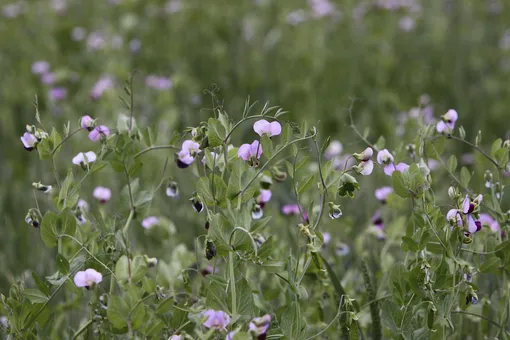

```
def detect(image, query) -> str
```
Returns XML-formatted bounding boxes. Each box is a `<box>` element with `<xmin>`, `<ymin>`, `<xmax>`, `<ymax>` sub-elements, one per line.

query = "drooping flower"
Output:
<box><xmin>74</xmin><ymin>268</ymin><xmax>102</xmax><ymax>288</ymax></box>
<box><xmin>80</xmin><ymin>115</ymin><xmax>95</xmax><ymax>131</ymax></box>
<box><xmin>142</xmin><ymin>216</ymin><xmax>160</xmax><ymax>229</ymax></box>
<box><xmin>31</xmin><ymin>61</ymin><xmax>50</xmax><ymax>75</ymax></box>
<box><xmin>252</xmin><ymin>204</ymin><xmax>263</xmax><ymax>220</ymax></box>
<box><xmin>253</xmin><ymin>119</ymin><xmax>282</xmax><ymax>137</ymax></box>
<box><xmin>238</xmin><ymin>140</ymin><xmax>263</xmax><ymax>163</ymax></box>
<box><xmin>353</xmin><ymin>147</ymin><xmax>373</xmax><ymax>162</ymax></box>
<box><xmin>190</xmin><ymin>194</ymin><xmax>204</xmax><ymax>213</ymax></box>
<box><xmin>166</xmin><ymin>181</ymin><xmax>179</xmax><ymax>198</ymax></box>
<box><xmin>93</xmin><ymin>186</ymin><xmax>111</xmax><ymax>203</ymax></box>
<box><xmin>436</xmin><ymin>109</ymin><xmax>458</xmax><ymax>134</ymax></box>
<box><xmin>202</xmin><ymin>310</ymin><xmax>230</xmax><ymax>330</ymax></box>
<box><xmin>335</xmin><ymin>242</ymin><xmax>350</xmax><ymax>256</ymax></box>
<box><xmin>324</xmin><ymin>140</ymin><xmax>343</xmax><ymax>159</ymax></box>
<box><xmin>322</xmin><ymin>232</ymin><xmax>331</xmax><ymax>246</ymax></box>
<box><xmin>328</xmin><ymin>202</ymin><xmax>342</xmax><ymax>219</ymax></box>
<box><xmin>177</xmin><ymin>140</ymin><xmax>201</xmax><ymax>168</ymax></box>
<box><xmin>249</xmin><ymin>314</ymin><xmax>272</xmax><ymax>337</ymax></box>
<box><xmin>257</xmin><ymin>189</ymin><xmax>272</xmax><ymax>205</ymax></box>
<box><xmin>90</xmin><ymin>76</ymin><xmax>114</xmax><ymax>100</ymax></box>
<box><xmin>20</xmin><ymin>132</ymin><xmax>38</xmax><ymax>151</ymax></box>
<box><xmin>88</xmin><ymin>125</ymin><xmax>110</xmax><ymax>142</ymax></box>
<box><xmin>354</xmin><ymin>160</ymin><xmax>374</xmax><ymax>176</ymax></box>
<box><xmin>375</xmin><ymin>186</ymin><xmax>393</xmax><ymax>203</ymax></box>
<box><xmin>376</xmin><ymin>149</ymin><xmax>394</xmax><ymax>165</ymax></box>
<box><xmin>72</xmin><ymin>151</ymin><xmax>97</xmax><ymax>167</ymax></box>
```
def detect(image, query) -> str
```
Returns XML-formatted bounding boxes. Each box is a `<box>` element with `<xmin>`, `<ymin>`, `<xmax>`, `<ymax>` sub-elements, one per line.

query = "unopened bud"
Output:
<box><xmin>32</xmin><ymin>182</ymin><xmax>52</xmax><ymax>194</ymax></box>
<box><xmin>353</xmin><ymin>147</ymin><xmax>373</xmax><ymax>162</ymax></box>
<box><xmin>484</xmin><ymin>170</ymin><xmax>493</xmax><ymax>189</ymax></box>
<box><xmin>448</xmin><ymin>186</ymin><xmax>459</xmax><ymax>199</ymax></box>
<box><xmin>166</xmin><ymin>181</ymin><xmax>179</xmax><ymax>198</ymax></box>
<box><xmin>271</xmin><ymin>167</ymin><xmax>287</xmax><ymax>182</ymax></box>
<box><xmin>503</xmin><ymin>139</ymin><xmax>510</xmax><ymax>149</ymax></box>
<box><xmin>406</xmin><ymin>144</ymin><xmax>416</xmax><ymax>157</ymax></box>
<box><xmin>190</xmin><ymin>193</ymin><xmax>204</xmax><ymax>213</ymax></box>
<box><xmin>475</xmin><ymin>130</ymin><xmax>482</xmax><ymax>147</ymax></box>
<box><xmin>260</xmin><ymin>174</ymin><xmax>273</xmax><ymax>190</ymax></box>
<box><xmin>205</xmin><ymin>241</ymin><xmax>217</xmax><ymax>260</ymax></box>
<box><xmin>144</xmin><ymin>255</ymin><xmax>158</xmax><ymax>268</ymax></box>
<box><xmin>328</xmin><ymin>202</ymin><xmax>342</xmax><ymax>219</ymax></box>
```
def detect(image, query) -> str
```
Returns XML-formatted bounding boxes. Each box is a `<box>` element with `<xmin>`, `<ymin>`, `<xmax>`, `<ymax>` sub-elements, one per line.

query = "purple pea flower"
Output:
<box><xmin>281</xmin><ymin>204</ymin><xmax>301</xmax><ymax>215</ymax></box>
<box><xmin>31</xmin><ymin>61</ymin><xmax>50</xmax><ymax>75</ymax></box>
<box><xmin>479</xmin><ymin>213</ymin><xmax>500</xmax><ymax>233</ymax></box>
<box><xmin>88</xmin><ymin>125</ymin><xmax>110</xmax><ymax>142</ymax></box>
<box><xmin>145</xmin><ymin>75</ymin><xmax>173</xmax><ymax>90</ymax></box>
<box><xmin>142</xmin><ymin>216</ymin><xmax>159</xmax><ymax>229</ymax></box>
<box><xmin>74</xmin><ymin>268</ymin><xmax>102</xmax><ymax>288</ymax></box>
<box><xmin>383</xmin><ymin>162</ymin><xmax>410</xmax><ymax>176</ymax></box>
<box><xmin>20</xmin><ymin>132</ymin><xmax>38</xmax><ymax>151</ymax></box>
<box><xmin>202</xmin><ymin>310</ymin><xmax>230</xmax><ymax>330</ymax></box>
<box><xmin>249</xmin><ymin>314</ymin><xmax>272</xmax><ymax>337</ymax></box>
<box><xmin>462</xmin><ymin>195</ymin><xmax>482</xmax><ymax>233</ymax></box>
<box><xmin>90</xmin><ymin>76</ymin><xmax>114</xmax><ymax>100</ymax></box>
<box><xmin>80</xmin><ymin>115</ymin><xmax>95</xmax><ymax>131</ymax></box>
<box><xmin>375</xmin><ymin>186</ymin><xmax>393</xmax><ymax>203</ymax></box>
<box><xmin>436</xmin><ymin>109</ymin><xmax>458</xmax><ymax>134</ymax></box>
<box><xmin>177</xmin><ymin>140</ymin><xmax>201</xmax><ymax>168</ymax></box>
<box><xmin>238</xmin><ymin>140</ymin><xmax>263</xmax><ymax>163</ymax></box>
<box><xmin>49</xmin><ymin>87</ymin><xmax>67</xmax><ymax>101</ymax></box>
<box><xmin>93</xmin><ymin>186</ymin><xmax>111</xmax><ymax>204</ymax></box>
<box><xmin>41</xmin><ymin>72</ymin><xmax>56</xmax><ymax>85</ymax></box>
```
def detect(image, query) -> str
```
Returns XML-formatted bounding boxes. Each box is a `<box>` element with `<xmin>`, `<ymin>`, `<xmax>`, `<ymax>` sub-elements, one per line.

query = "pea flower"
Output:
<box><xmin>74</xmin><ymin>268</ymin><xmax>102</xmax><ymax>289</ymax></box>
<box><xmin>177</xmin><ymin>140</ymin><xmax>201</xmax><ymax>168</ymax></box>
<box><xmin>324</xmin><ymin>140</ymin><xmax>343</xmax><ymax>159</ymax></box>
<box><xmin>462</xmin><ymin>194</ymin><xmax>483</xmax><ymax>234</ymax></box>
<box><xmin>353</xmin><ymin>147</ymin><xmax>373</xmax><ymax>162</ymax></box>
<box><xmin>376</xmin><ymin>149</ymin><xmax>394</xmax><ymax>165</ymax></box>
<box><xmin>383</xmin><ymin>162</ymin><xmax>410</xmax><ymax>176</ymax></box>
<box><xmin>72</xmin><ymin>151</ymin><xmax>97</xmax><ymax>168</ymax></box>
<box><xmin>375</xmin><ymin>186</ymin><xmax>393</xmax><ymax>203</ymax></box>
<box><xmin>21</xmin><ymin>132</ymin><xmax>38</xmax><ymax>151</ymax></box>
<box><xmin>202</xmin><ymin>309</ymin><xmax>230</xmax><ymax>330</ymax></box>
<box><xmin>89</xmin><ymin>125</ymin><xmax>110</xmax><ymax>142</ymax></box>
<box><xmin>168</xmin><ymin>335</ymin><xmax>181</xmax><ymax>340</ymax></box>
<box><xmin>249</xmin><ymin>314</ymin><xmax>272</xmax><ymax>337</ymax></box>
<box><xmin>328</xmin><ymin>202</ymin><xmax>342</xmax><ymax>219</ymax></box>
<box><xmin>90</xmin><ymin>76</ymin><xmax>114</xmax><ymax>100</ymax></box>
<box><xmin>335</xmin><ymin>242</ymin><xmax>350</xmax><ymax>256</ymax></box>
<box><xmin>337</xmin><ymin>173</ymin><xmax>359</xmax><ymax>197</ymax></box>
<box><xmin>238</xmin><ymin>140</ymin><xmax>263</xmax><ymax>164</ymax></box>
<box><xmin>142</xmin><ymin>216</ymin><xmax>159</xmax><ymax>229</ymax></box>
<box><xmin>257</xmin><ymin>189</ymin><xmax>272</xmax><ymax>207</ymax></box>
<box><xmin>282</xmin><ymin>204</ymin><xmax>301</xmax><ymax>215</ymax></box>
<box><xmin>31</xmin><ymin>61</ymin><xmax>50</xmax><ymax>75</ymax></box>
<box><xmin>80</xmin><ymin>115</ymin><xmax>95</xmax><ymax>131</ymax></box>
<box><xmin>190</xmin><ymin>193</ymin><xmax>204</xmax><ymax>213</ymax></box>
<box><xmin>93</xmin><ymin>186</ymin><xmax>111</xmax><ymax>203</ymax></box>
<box><xmin>353</xmin><ymin>160</ymin><xmax>374</xmax><ymax>176</ymax></box>
<box><xmin>322</xmin><ymin>232</ymin><xmax>331</xmax><ymax>246</ymax></box>
<box><xmin>48</xmin><ymin>87</ymin><xmax>67</xmax><ymax>101</ymax></box>
<box><xmin>166</xmin><ymin>181</ymin><xmax>179</xmax><ymax>198</ymax></box>
<box><xmin>252</xmin><ymin>204</ymin><xmax>263</xmax><ymax>220</ymax></box>
<box><xmin>41</xmin><ymin>72</ymin><xmax>56</xmax><ymax>85</ymax></box>
<box><xmin>479</xmin><ymin>213</ymin><xmax>500</xmax><ymax>232</ymax></box>
<box><xmin>436</xmin><ymin>109</ymin><xmax>458</xmax><ymax>134</ymax></box>
<box><xmin>446</xmin><ymin>209</ymin><xmax>463</xmax><ymax>227</ymax></box>
<box><xmin>253</xmin><ymin>119</ymin><xmax>282</xmax><ymax>137</ymax></box>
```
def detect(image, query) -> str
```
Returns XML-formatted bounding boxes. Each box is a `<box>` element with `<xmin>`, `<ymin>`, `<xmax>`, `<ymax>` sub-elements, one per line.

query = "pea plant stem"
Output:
<box><xmin>229</xmin><ymin>251</ymin><xmax>237</xmax><ymax>317</ymax></box>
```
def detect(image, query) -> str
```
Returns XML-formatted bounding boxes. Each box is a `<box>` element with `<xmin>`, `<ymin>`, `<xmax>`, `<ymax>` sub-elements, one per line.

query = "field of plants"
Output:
<box><xmin>1</xmin><ymin>0</ymin><xmax>509</xmax><ymax>339</ymax></box>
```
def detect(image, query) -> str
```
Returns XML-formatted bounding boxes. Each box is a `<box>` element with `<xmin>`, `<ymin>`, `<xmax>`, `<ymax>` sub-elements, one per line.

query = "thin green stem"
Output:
<box><xmin>229</xmin><ymin>251</ymin><xmax>237</xmax><ymax>316</ymax></box>
<box><xmin>308</xmin><ymin>295</ymin><xmax>346</xmax><ymax>339</ymax></box>
<box><xmin>60</xmin><ymin>234</ymin><xmax>115</xmax><ymax>277</ymax></box>
<box><xmin>224</xmin><ymin>114</ymin><xmax>279</xmax><ymax>143</ymax></box>
<box><xmin>133</xmin><ymin>145</ymin><xmax>179</xmax><ymax>159</ymax></box>
<box><xmin>123</xmin><ymin>162</ymin><xmax>135</xmax><ymax>210</ymax></box>
<box><xmin>72</xmin><ymin>319</ymin><xmax>93</xmax><ymax>340</ymax></box>
<box><xmin>52</xmin><ymin>128</ymin><xmax>83</xmax><ymax>155</ymax></box>
<box><xmin>452</xmin><ymin>311</ymin><xmax>510</xmax><ymax>335</ymax></box>
<box><xmin>449</xmin><ymin>135</ymin><xmax>504</xmax><ymax>170</ymax></box>
<box><xmin>122</xmin><ymin>209</ymin><xmax>135</xmax><ymax>238</ymax></box>
<box><xmin>229</xmin><ymin>227</ymin><xmax>258</xmax><ymax>258</ymax></box>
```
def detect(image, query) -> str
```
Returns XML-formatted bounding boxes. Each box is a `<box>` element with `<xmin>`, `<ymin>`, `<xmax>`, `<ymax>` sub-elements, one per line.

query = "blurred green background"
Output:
<box><xmin>1</xmin><ymin>0</ymin><xmax>509</xmax><ymax>294</ymax></box>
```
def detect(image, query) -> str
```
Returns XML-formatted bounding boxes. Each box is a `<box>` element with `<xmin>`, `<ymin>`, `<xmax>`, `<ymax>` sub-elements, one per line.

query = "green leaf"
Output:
<box><xmin>425</xmin><ymin>136</ymin><xmax>445</xmax><ymax>159</ymax></box>
<box><xmin>41</xmin><ymin>211</ymin><xmax>59</xmax><ymax>247</ymax></box>
<box><xmin>37</xmin><ymin>128</ymin><xmax>60</xmax><ymax>160</ymax></box>
<box><xmin>389</xmin><ymin>262</ymin><xmax>408</xmax><ymax>305</ymax></box>
<box><xmin>375</xmin><ymin>135</ymin><xmax>385</xmax><ymax>151</ymax></box>
<box><xmin>206</xmin><ymin>280</ymin><xmax>229</xmax><ymax>312</ymax></box>
<box><xmin>260</xmin><ymin>135</ymin><xmax>273</xmax><ymax>159</ymax></box>
<box><xmin>447</xmin><ymin>155</ymin><xmax>457</xmax><ymax>173</ymax></box>
<box><xmin>391</xmin><ymin>171</ymin><xmax>409</xmax><ymax>198</ymax></box>
<box><xmin>297</xmin><ymin>173</ymin><xmax>315</xmax><ymax>194</ymax></box>
<box><xmin>282</xmin><ymin>123</ymin><xmax>293</xmax><ymax>144</ymax></box>
<box><xmin>479</xmin><ymin>257</ymin><xmax>501</xmax><ymax>274</ymax></box>
<box><xmin>197</xmin><ymin>177</ymin><xmax>214</xmax><ymax>206</ymax></box>
<box><xmin>108</xmin><ymin>295</ymin><xmax>129</xmax><ymax>329</ymax></box>
<box><xmin>460</xmin><ymin>167</ymin><xmax>471</xmax><ymax>188</ymax></box>
<box><xmin>280</xmin><ymin>302</ymin><xmax>304</xmax><ymax>340</ymax></box>
<box><xmin>56</xmin><ymin>254</ymin><xmax>70</xmax><ymax>275</ymax></box>
<box><xmin>231</xmin><ymin>279</ymin><xmax>254</xmax><ymax>317</ymax></box>
<box><xmin>495</xmin><ymin>148</ymin><xmax>509</xmax><ymax>167</ymax></box>
<box><xmin>490</xmin><ymin>138</ymin><xmax>502</xmax><ymax>158</ymax></box>
<box><xmin>116</xmin><ymin>255</ymin><xmax>130</xmax><ymax>283</ymax></box>
<box><xmin>131</xmin><ymin>255</ymin><xmax>148</xmax><ymax>282</ymax></box>
<box><xmin>24</xmin><ymin>289</ymin><xmax>49</xmax><ymax>304</ymax></box>
<box><xmin>401</xmin><ymin>236</ymin><xmax>419</xmax><ymax>253</ymax></box>
<box><xmin>57</xmin><ymin>170</ymin><xmax>80</xmax><ymax>210</ymax></box>
<box><xmin>32</xmin><ymin>271</ymin><xmax>50</xmax><ymax>297</ymax></box>
<box><xmin>208</xmin><ymin>118</ymin><xmax>227</xmax><ymax>147</ymax></box>
<box><xmin>227</xmin><ymin>159</ymin><xmax>245</xmax><ymax>200</ymax></box>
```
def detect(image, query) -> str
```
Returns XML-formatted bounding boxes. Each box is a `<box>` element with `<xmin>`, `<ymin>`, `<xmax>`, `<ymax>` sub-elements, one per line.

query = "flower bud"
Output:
<box><xmin>271</xmin><ymin>166</ymin><xmax>287</xmax><ymax>182</ymax></box>
<box><xmin>166</xmin><ymin>181</ymin><xmax>179</xmax><ymax>198</ymax></box>
<box><xmin>328</xmin><ymin>202</ymin><xmax>342</xmax><ymax>219</ymax></box>
<box><xmin>260</xmin><ymin>174</ymin><xmax>273</xmax><ymax>190</ymax></box>
<box><xmin>475</xmin><ymin>130</ymin><xmax>482</xmax><ymax>147</ymax></box>
<box><xmin>205</xmin><ymin>241</ymin><xmax>217</xmax><ymax>260</ymax></box>
<box><xmin>190</xmin><ymin>193</ymin><xmax>204</xmax><ymax>213</ymax></box>
<box><xmin>406</xmin><ymin>144</ymin><xmax>416</xmax><ymax>157</ymax></box>
<box><xmin>252</xmin><ymin>204</ymin><xmax>263</xmax><ymax>220</ymax></box>
<box><xmin>494</xmin><ymin>182</ymin><xmax>503</xmax><ymax>200</ymax></box>
<box><xmin>459</xmin><ymin>126</ymin><xmax>466</xmax><ymax>140</ymax></box>
<box><xmin>503</xmin><ymin>139</ymin><xmax>510</xmax><ymax>149</ymax></box>
<box><xmin>448</xmin><ymin>186</ymin><xmax>459</xmax><ymax>199</ymax></box>
<box><xmin>32</xmin><ymin>182</ymin><xmax>52</xmax><ymax>194</ymax></box>
<box><xmin>25</xmin><ymin>208</ymin><xmax>42</xmax><ymax>228</ymax></box>
<box><xmin>338</xmin><ymin>173</ymin><xmax>360</xmax><ymax>198</ymax></box>
<box><xmin>144</xmin><ymin>255</ymin><xmax>158</xmax><ymax>268</ymax></box>
<box><xmin>484</xmin><ymin>170</ymin><xmax>493</xmax><ymax>189</ymax></box>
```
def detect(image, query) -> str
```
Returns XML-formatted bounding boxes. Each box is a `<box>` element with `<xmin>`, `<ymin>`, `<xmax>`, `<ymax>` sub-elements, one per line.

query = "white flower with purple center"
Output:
<box><xmin>20</xmin><ymin>132</ymin><xmax>38</xmax><ymax>151</ymax></box>
<box><xmin>93</xmin><ymin>186</ymin><xmax>111</xmax><ymax>204</ymax></box>
<box><xmin>202</xmin><ymin>310</ymin><xmax>230</xmax><ymax>330</ymax></box>
<box><xmin>436</xmin><ymin>109</ymin><xmax>458</xmax><ymax>134</ymax></box>
<box><xmin>88</xmin><ymin>125</ymin><xmax>110</xmax><ymax>142</ymax></box>
<box><xmin>176</xmin><ymin>140</ymin><xmax>201</xmax><ymax>168</ymax></box>
<box><xmin>253</xmin><ymin>119</ymin><xmax>282</xmax><ymax>137</ymax></box>
<box><xmin>249</xmin><ymin>314</ymin><xmax>272</xmax><ymax>337</ymax></box>
<box><xmin>354</xmin><ymin>160</ymin><xmax>374</xmax><ymax>176</ymax></box>
<box><xmin>31</xmin><ymin>61</ymin><xmax>50</xmax><ymax>75</ymax></box>
<box><xmin>72</xmin><ymin>151</ymin><xmax>97</xmax><ymax>167</ymax></box>
<box><xmin>375</xmin><ymin>186</ymin><xmax>393</xmax><ymax>203</ymax></box>
<box><xmin>238</xmin><ymin>140</ymin><xmax>263</xmax><ymax>163</ymax></box>
<box><xmin>73</xmin><ymin>268</ymin><xmax>102</xmax><ymax>288</ymax></box>
<box><xmin>376</xmin><ymin>149</ymin><xmax>394</xmax><ymax>165</ymax></box>
<box><xmin>142</xmin><ymin>216</ymin><xmax>160</xmax><ymax>229</ymax></box>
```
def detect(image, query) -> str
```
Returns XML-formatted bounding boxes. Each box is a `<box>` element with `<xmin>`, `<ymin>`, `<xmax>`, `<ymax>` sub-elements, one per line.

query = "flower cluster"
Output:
<box><xmin>377</xmin><ymin>149</ymin><xmax>409</xmax><ymax>176</ymax></box>
<box><xmin>447</xmin><ymin>194</ymin><xmax>484</xmax><ymax>237</ymax></box>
